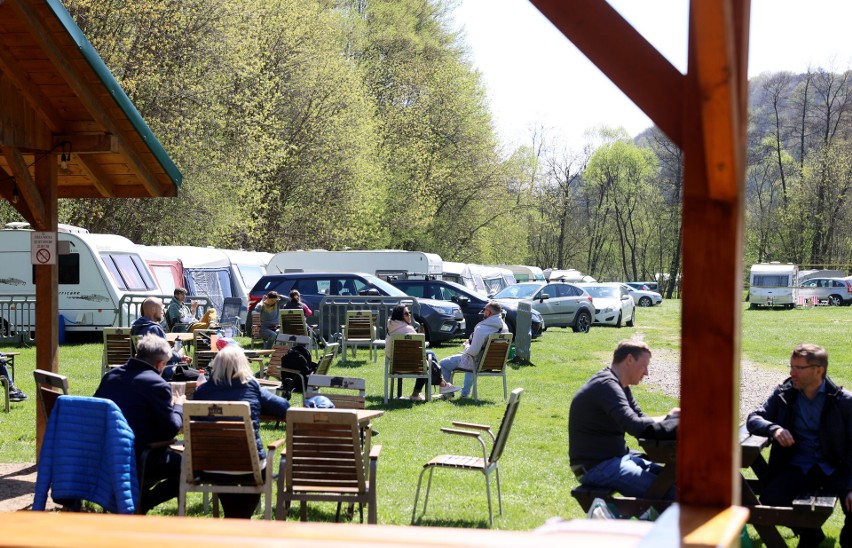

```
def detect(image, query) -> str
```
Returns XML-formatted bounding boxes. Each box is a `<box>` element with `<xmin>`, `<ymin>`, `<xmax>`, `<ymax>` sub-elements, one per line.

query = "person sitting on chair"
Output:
<box><xmin>386</xmin><ymin>305</ymin><xmax>459</xmax><ymax>401</ymax></box>
<box><xmin>193</xmin><ymin>345</ymin><xmax>290</xmax><ymax>518</ymax></box>
<box><xmin>166</xmin><ymin>287</ymin><xmax>197</xmax><ymax>332</ymax></box>
<box><xmin>0</xmin><ymin>352</ymin><xmax>26</xmax><ymax>402</ymax></box>
<box><xmin>131</xmin><ymin>297</ymin><xmax>193</xmax><ymax>380</ymax></box>
<box><xmin>94</xmin><ymin>334</ymin><xmax>185</xmax><ymax>514</ymax></box>
<box><xmin>254</xmin><ymin>291</ymin><xmax>282</xmax><ymax>349</ymax></box>
<box><xmin>283</xmin><ymin>289</ymin><xmax>312</xmax><ymax>317</ymax></box>
<box><xmin>439</xmin><ymin>301</ymin><xmax>509</xmax><ymax>399</ymax></box>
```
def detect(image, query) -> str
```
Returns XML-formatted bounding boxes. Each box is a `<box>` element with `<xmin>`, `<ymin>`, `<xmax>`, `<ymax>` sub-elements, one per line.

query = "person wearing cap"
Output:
<box><xmin>439</xmin><ymin>301</ymin><xmax>509</xmax><ymax>398</ymax></box>
<box><xmin>254</xmin><ymin>291</ymin><xmax>282</xmax><ymax>349</ymax></box>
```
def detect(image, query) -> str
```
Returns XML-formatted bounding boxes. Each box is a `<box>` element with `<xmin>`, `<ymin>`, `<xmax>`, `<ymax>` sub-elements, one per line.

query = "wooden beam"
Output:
<box><xmin>75</xmin><ymin>154</ymin><xmax>115</xmax><ymax>197</ymax></box>
<box><xmin>52</xmin><ymin>134</ymin><xmax>117</xmax><ymax>154</ymax></box>
<box><xmin>1</xmin><ymin>145</ymin><xmax>46</xmax><ymax>227</ymax></box>
<box><xmin>0</xmin><ymin>41</ymin><xmax>64</xmax><ymax>134</ymax></box>
<box><xmin>7</xmin><ymin>0</ymin><xmax>164</xmax><ymax>197</ymax></box>
<box><xmin>677</xmin><ymin>0</ymin><xmax>749</xmax><ymax>507</ymax></box>
<box><xmin>529</xmin><ymin>0</ymin><xmax>684</xmax><ymax>146</ymax></box>
<box><xmin>33</xmin><ymin>145</ymin><xmax>58</xmax><ymax>460</ymax></box>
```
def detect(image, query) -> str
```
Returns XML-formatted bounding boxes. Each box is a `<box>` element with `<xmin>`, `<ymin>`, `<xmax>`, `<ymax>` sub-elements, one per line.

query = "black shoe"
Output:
<box><xmin>9</xmin><ymin>390</ymin><xmax>27</xmax><ymax>402</ymax></box>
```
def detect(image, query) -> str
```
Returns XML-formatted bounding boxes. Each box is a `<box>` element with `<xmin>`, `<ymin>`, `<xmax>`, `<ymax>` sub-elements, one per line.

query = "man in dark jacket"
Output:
<box><xmin>131</xmin><ymin>297</ymin><xmax>192</xmax><ymax>380</ymax></box>
<box><xmin>95</xmin><ymin>334</ymin><xmax>185</xmax><ymax>513</ymax></box>
<box><xmin>747</xmin><ymin>343</ymin><xmax>852</xmax><ymax>547</ymax></box>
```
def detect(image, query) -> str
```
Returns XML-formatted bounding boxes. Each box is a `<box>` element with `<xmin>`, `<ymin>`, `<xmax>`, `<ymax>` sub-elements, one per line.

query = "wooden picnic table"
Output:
<box><xmin>1</xmin><ymin>350</ymin><xmax>20</xmax><ymax>381</ymax></box>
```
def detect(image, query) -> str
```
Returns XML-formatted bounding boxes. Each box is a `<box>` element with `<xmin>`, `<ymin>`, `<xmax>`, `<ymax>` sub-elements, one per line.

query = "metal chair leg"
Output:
<box><xmin>484</xmin><ymin>471</ymin><xmax>493</xmax><ymax>526</ymax></box>
<box><xmin>411</xmin><ymin>466</ymin><xmax>430</xmax><ymax>523</ymax></box>
<box><xmin>496</xmin><ymin>467</ymin><xmax>503</xmax><ymax>515</ymax></box>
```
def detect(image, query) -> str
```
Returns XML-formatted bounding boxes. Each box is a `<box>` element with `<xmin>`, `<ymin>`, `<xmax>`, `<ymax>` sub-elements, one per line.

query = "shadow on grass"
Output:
<box><xmin>411</xmin><ymin>516</ymin><xmax>491</xmax><ymax>529</ymax></box>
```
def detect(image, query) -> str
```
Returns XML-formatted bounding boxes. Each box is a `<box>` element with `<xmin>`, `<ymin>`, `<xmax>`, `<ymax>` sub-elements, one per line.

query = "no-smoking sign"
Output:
<box><xmin>32</xmin><ymin>231</ymin><xmax>57</xmax><ymax>265</ymax></box>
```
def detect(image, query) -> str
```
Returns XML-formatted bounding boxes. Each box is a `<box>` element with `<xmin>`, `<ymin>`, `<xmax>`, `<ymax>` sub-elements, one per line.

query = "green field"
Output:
<box><xmin>2</xmin><ymin>300</ymin><xmax>850</xmax><ymax>545</ymax></box>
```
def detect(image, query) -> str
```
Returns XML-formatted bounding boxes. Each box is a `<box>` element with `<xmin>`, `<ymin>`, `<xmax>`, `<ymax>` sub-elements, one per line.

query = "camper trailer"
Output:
<box><xmin>266</xmin><ymin>249</ymin><xmax>442</xmax><ymax>281</ymax></box>
<box><xmin>480</xmin><ymin>265</ymin><xmax>517</xmax><ymax>295</ymax></box>
<box><xmin>442</xmin><ymin>261</ymin><xmax>488</xmax><ymax>295</ymax></box>
<box><xmin>0</xmin><ymin>224</ymin><xmax>161</xmax><ymax>334</ymax></box>
<box><xmin>502</xmin><ymin>265</ymin><xmax>546</xmax><ymax>283</ymax></box>
<box><xmin>137</xmin><ymin>245</ymin><xmax>184</xmax><ymax>296</ymax></box>
<box><xmin>151</xmin><ymin>246</ymin><xmax>235</xmax><ymax>316</ymax></box>
<box><xmin>749</xmin><ymin>263</ymin><xmax>798</xmax><ymax>308</ymax></box>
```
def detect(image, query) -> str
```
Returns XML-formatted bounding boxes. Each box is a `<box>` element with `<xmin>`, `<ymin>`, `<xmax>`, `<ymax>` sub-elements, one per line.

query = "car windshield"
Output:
<box><xmin>493</xmin><ymin>284</ymin><xmax>541</xmax><ymax>299</ymax></box>
<box><xmin>585</xmin><ymin>286</ymin><xmax>619</xmax><ymax>299</ymax></box>
<box><xmin>363</xmin><ymin>274</ymin><xmax>407</xmax><ymax>297</ymax></box>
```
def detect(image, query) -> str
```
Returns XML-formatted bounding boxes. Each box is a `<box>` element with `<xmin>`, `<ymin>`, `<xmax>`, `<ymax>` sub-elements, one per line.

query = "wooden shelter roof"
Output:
<box><xmin>0</xmin><ymin>0</ymin><xmax>181</xmax><ymax>213</ymax></box>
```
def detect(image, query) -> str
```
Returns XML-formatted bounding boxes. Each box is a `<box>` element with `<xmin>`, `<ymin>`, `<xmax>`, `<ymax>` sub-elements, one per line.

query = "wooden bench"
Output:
<box><xmin>570</xmin><ymin>484</ymin><xmax>673</xmax><ymax>518</ymax></box>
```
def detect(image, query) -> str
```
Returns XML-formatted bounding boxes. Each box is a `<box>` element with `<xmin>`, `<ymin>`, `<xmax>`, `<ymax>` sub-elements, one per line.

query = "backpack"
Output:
<box><xmin>279</xmin><ymin>345</ymin><xmax>316</xmax><ymax>392</ymax></box>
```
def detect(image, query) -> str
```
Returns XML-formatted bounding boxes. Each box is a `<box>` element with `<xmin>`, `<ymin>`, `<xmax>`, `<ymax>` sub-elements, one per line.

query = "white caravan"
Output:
<box><xmin>442</xmin><ymin>261</ymin><xmax>488</xmax><ymax>295</ymax></box>
<box><xmin>151</xmin><ymin>246</ymin><xmax>235</xmax><ymax>316</ymax></box>
<box><xmin>501</xmin><ymin>265</ymin><xmax>546</xmax><ymax>283</ymax></box>
<box><xmin>749</xmin><ymin>263</ymin><xmax>798</xmax><ymax>308</ymax></box>
<box><xmin>0</xmin><ymin>224</ymin><xmax>160</xmax><ymax>333</ymax></box>
<box><xmin>480</xmin><ymin>265</ymin><xmax>517</xmax><ymax>295</ymax></box>
<box><xmin>267</xmin><ymin>249</ymin><xmax>442</xmax><ymax>281</ymax></box>
<box><xmin>544</xmin><ymin>268</ymin><xmax>597</xmax><ymax>283</ymax></box>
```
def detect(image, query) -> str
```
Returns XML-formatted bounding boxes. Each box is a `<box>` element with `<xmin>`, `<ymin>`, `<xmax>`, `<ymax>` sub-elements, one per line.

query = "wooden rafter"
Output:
<box><xmin>7</xmin><ymin>0</ymin><xmax>164</xmax><ymax>197</ymax></box>
<box><xmin>0</xmin><ymin>41</ymin><xmax>63</xmax><ymax>135</ymax></box>
<box><xmin>529</xmin><ymin>0</ymin><xmax>685</xmax><ymax>146</ymax></box>
<box><xmin>1</xmin><ymin>144</ymin><xmax>46</xmax><ymax>226</ymax></box>
<box><xmin>76</xmin><ymin>155</ymin><xmax>115</xmax><ymax>197</ymax></box>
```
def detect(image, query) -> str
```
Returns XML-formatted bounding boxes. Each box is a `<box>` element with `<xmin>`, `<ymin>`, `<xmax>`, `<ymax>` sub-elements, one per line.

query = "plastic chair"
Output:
<box><xmin>412</xmin><ymin>388</ymin><xmax>523</xmax><ymax>526</ymax></box>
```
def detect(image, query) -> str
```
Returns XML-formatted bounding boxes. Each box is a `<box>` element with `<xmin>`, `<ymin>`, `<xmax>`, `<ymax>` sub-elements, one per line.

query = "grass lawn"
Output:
<box><xmin>2</xmin><ymin>300</ymin><xmax>850</xmax><ymax>545</ymax></box>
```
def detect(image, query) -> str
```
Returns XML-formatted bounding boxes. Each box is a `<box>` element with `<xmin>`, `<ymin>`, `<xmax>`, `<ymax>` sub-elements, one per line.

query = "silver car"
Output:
<box><xmin>624</xmin><ymin>284</ymin><xmax>663</xmax><ymax>307</ymax></box>
<box><xmin>798</xmin><ymin>278</ymin><xmax>852</xmax><ymax>306</ymax></box>
<box><xmin>493</xmin><ymin>281</ymin><xmax>594</xmax><ymax>333</ymax></box>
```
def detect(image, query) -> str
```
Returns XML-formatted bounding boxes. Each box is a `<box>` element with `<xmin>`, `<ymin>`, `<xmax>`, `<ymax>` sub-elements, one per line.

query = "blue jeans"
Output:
<box><xmin>439</xmin><ymin>354</ymin><xmax>474</xmax><ymax>396</ymax></box>
<box><xmin>580</xmin><ymin>452</ymin><xmax>670</xmax><ymax>498</ymax></box>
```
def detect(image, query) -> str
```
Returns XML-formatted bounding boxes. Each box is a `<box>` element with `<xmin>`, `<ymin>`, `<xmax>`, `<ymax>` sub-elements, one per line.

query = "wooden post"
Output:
<box><xmin>33</xmin><ymin>152</ymin><xmax>58</xmax><ymax>460</ymax></box>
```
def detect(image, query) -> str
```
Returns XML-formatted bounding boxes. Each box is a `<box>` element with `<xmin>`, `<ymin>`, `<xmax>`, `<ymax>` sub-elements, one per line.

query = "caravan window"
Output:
<box><xmin>752</xmin><ymin>274</ymin><xmax>789</xmax><ymax>287</ymax></box>
<box><xmin>102</xmin><ymin>253</ymin><xmax>157</xmax><ymax>291</ymax></box>
<box><xmin>34</xmin><ymin>253</ymin><xmax>80</xmax><ymax>284</ymax></box>
<box><xmin>237</xmin><ymin>265</ymin><xmax>265</xmax><ymax>289</ymax></box>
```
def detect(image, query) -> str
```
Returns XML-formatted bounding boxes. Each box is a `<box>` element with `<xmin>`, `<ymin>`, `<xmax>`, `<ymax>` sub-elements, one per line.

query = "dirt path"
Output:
<box><xmin>0</xmin><ymin>463</ymin><xmax>59</xmax><ymax>512</ymax></box>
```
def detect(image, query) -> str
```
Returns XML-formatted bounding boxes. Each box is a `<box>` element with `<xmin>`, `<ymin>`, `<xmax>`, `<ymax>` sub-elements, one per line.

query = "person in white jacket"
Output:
<box><xmin>440</xmin><ymin>301</ymin><xmax>509</xmax><ymax>398</ymax></box>
<box><xmin>386</xmin><ymin>305</ymin><xmax>460</xmax><ymax>401</ymax></box>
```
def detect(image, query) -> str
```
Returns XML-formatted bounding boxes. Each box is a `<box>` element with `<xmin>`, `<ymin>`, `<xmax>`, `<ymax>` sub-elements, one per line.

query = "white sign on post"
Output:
<box><xmin>32</xmin><ymin>231</ymin><xmax>57</xmax><ymax>265</ymax></box>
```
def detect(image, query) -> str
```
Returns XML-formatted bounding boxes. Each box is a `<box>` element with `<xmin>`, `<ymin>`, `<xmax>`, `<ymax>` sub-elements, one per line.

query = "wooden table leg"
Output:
<box><xmin>740</xmin><ymin>475</ymin><xmax>787</xmax><ymax>548</ymax></box>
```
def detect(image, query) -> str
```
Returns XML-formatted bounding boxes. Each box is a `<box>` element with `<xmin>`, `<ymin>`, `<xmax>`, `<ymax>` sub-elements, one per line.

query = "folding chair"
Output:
<box><xmin>178</xmin><ymin>401</ymin><xmax>283</xmax><ymax>519</ymax></box>
<box><xmin>412</xmin><ymin>388</ymin><xmax>523</xmax><ymax>526</ymax></box>
<box><xmin>263</xmin><ymin>334</ymin><xmax>314</xmax><ymax>406</ymax></box>
<box><xmin>449</xmin><ymin>333</ymin><xmax>513</xmax><ymax>402</ymax></box>
<box><xmin>305</xmin><ymin>375</ymin><xmax>366</xmax><ymax>410</ymax></box>
<box><xmin>33</xmin><ymin>370</ymin><xmax>69</xmax><ymax>424</ymax></box>
<box><xmin>384</xmin><ymin>334</ymin><xmax>431</xmax><ymax>404</ymax></box>
<box><xmin>341</xmin><ymin>310</ymin><xmax>376</xmax><ymax>363</ymax></box>
<box><xmin>279</xmin><ymin>309</ymin><xmax>318</xmax><ymax>359</ymax></box>
<box><xmin>277</xmin><ymin>408</ymin><xmax>381</xmax><ymax>524</ymax></box>
<box><xmin>101</xmin><ymin>327</ymin><xmax>134</xmax><ymax>376</ymax></box>
<box><xmin>219</xmin><ymin>297</ymin><xmax>243</xmax><ymax>337</ymax></box>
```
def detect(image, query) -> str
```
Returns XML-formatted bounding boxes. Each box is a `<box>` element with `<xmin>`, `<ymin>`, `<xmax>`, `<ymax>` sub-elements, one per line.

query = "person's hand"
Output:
<box><xmin>773</xmin><ymin>427</ymin><xmax>795</xmax><ymax>447</ymax></box>
<box><xmin>845</xmin><ymin>490</ymin><xmax>852</xmax><ymax>512</ymax></box>
<box><xmin>182</xmin><ymin>356</ymin><xmax>193</xmax><ymax>364</ymax></box>
<box><xmin>172</xmin><ymin>394</ymin><xmax>187</xmax><ymax>406</ymax></box>
<box><xmin>191</xmin><ymin>301</ymin><xmax>198</xmax><ymax>311</ymax></box>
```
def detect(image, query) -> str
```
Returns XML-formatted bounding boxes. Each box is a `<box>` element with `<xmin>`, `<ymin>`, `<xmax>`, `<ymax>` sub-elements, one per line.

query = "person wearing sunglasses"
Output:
<box><xmin>747</xmin><ymin>343</ymin><xmax>852</xmax><ymax>546</ymax></box>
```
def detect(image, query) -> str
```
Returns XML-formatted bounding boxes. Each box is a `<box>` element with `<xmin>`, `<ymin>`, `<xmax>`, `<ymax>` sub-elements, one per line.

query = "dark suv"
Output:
<box><xmin>248</xmin><ymin>272</ymin><xmax>465</xmax><ymax>344</ymax></box>
<box><xmin>390</xmin><ymin>279</ymin><xmax>543</xmax><ymax>338</ymax></box>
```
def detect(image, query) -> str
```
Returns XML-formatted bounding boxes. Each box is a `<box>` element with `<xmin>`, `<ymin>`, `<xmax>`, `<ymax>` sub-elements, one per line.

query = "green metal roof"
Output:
<box><xmin>46</xmin><ymin>0</ymin><xmax>183</xmax><ymax>189</ymax></box>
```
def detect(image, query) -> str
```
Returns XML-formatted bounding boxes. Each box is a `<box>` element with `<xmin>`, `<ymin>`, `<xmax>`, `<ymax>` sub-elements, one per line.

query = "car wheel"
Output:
<box><xmin>572</xmin><ymin>311</ymin><xmax>592</xmax><ymax>333</ymax></box>
<box><xmin>828</xmin><ymin>295</ymin><xmax>843</xmax><ymax>307</ymax></box>
<box><xmin>626</xmin><ymin>310</ymin><xmax>635</xmax><ymax>327</ymax></box>
<box><xmin>639</xmin><ymin>297</ymin><xmax>652</xmax><ymax>307</ymax></box>
<box><xmin>615</xmin><ymin>312</ymin><xmax>622</xmax><ymax>328</ymax></box>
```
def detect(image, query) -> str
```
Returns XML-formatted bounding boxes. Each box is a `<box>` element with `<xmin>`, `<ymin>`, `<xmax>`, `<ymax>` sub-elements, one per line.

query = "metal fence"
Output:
<box><xmin>117</xmin><ymin>294</ymin><xmax>214</xmax><ymax>328</ymax></box>
<box><xmin>0</xmin><ymin>295</ymin><xmax>36</xmax><ymax>345</ymax></box>
<box><xmin>316</xmin><ymin>295</ymin><xmax>422</xmax><ymax>344</ymax></box>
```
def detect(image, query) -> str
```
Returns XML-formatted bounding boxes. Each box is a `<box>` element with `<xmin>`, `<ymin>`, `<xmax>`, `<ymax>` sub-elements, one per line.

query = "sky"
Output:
<box><xmin>451</xmin><ymin>0</ymin><xmax>852</xmax><ymax>152</ymax></box>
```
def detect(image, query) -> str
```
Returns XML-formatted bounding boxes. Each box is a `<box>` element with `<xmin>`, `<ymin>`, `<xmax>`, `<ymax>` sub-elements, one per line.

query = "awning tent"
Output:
<box><xmin>0</xmin><ymin>0</ymin><xmax>181</xmax><ymax>455</ymax></box>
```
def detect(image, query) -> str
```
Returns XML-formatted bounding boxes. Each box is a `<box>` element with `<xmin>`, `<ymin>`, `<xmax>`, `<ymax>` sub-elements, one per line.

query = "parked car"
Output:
<box><xmin>798</xmin><ymin>278</ymin><xmax>852</xmax><ymax>306</ymax></box>
<box><xmin>492</xmin><ymin>281</ymin><xmax>594</xmax><ymax>333</ymax></box>
<box><xmin>576</xmin><ymin>283</ymin><xmax>635</xmax><ymax>327</ymax></box>
<box><xmin>248</xmin><ymin>272</ymin><xmax>465</xmax><ymax>344</ymax></box>
<box><xmin>624</xmin><ymin>284</ymin><xmax>663</xmax><ymax>306</ymax></box>
<box><xmin>390</xmin><ymin>278</ymin><xmax>544</xmax><ymax>338</ymax></box>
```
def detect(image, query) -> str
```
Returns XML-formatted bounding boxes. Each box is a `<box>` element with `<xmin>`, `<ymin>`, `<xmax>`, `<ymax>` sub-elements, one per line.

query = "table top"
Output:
<box><xmin>165</xmin><ymin>332</ymin><xmax>195</xmax><ymax>343</ymax></box>
<box><xmin>196</xmin><ymin>348</ymin><xmax>274</xmax><ymax>357</ymax></box>
<box><xmin>0</xmin><ymin>511</ymin><xmax>652</xmax><ymax>548</ymax></box>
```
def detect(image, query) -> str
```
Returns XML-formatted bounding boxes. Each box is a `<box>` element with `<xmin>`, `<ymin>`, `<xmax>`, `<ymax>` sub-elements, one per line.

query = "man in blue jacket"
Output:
<box><xmin>131</xmin><ymin>297</ymin><xmax>193</xmax><ymax>380</ymax></box>
<box><xmin>747</xmin><ymin>343</ymin><xmax>852</xmax><ymax>547</ymax></box>
<box><xmin>95</xmin><ymin>334</ymin><xmax>185</xmax><ymax>514</ymax></box>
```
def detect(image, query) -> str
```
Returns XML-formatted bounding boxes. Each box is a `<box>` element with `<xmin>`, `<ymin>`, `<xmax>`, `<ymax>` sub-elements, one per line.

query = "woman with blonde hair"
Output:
<box><xmin>193</xmin><ymin>344</ymin><xmax>289</xmax><ymax>518</ymax></box>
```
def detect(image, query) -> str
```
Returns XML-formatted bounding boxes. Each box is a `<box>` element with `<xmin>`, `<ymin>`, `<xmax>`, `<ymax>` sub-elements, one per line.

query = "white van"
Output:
<box><xmin>267</xmin><ymin>249</ymin><xmax>442</xmax><ymax>281</ymax></box>
<box><xmin>0</xmin><ymin>224</ymin><xmax>161</xmax><ymax>333</ymax></box>
<box><xmin>749</xmin><ymin>263</ymin><xmax>798</xmax><ymax>309</ymax></box>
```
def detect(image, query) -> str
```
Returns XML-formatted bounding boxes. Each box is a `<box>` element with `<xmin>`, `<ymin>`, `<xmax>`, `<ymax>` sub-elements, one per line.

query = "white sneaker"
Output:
<box><xmin>440</xmin><ymin>384</ymin><xmax>461</xmax><ymax>395</ymax></box>
<box><xmin>410</xmin><ymin>393</ymin><xmax>426</xmax><ymax>401</ymax></box>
